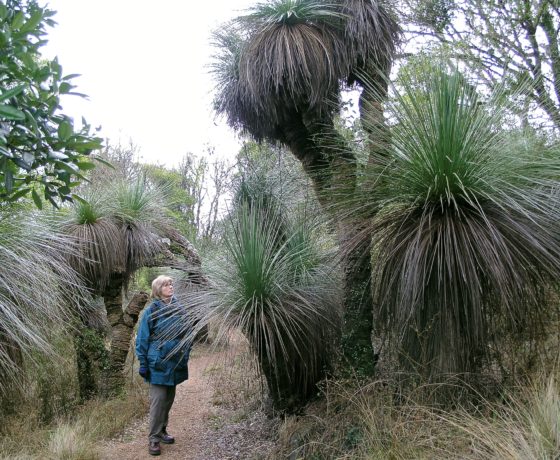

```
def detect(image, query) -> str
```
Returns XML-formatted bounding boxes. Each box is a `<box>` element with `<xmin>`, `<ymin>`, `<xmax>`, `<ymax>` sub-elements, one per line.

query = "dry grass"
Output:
<box><xmin>0</xmin><ymin>390</ymin><xmax>148</xmax><ymax>460</ymax></box>
<box><xmin>201</xmin><ymin>332</ymin><xmax>267</xmax><ymax>416</ymax></box>
<box><xmin>273</xmin><ymin>369</ymin><xmax>560</xmax><ymax>459</ymax></box>
<box><xmin>438</xmin><ymin>374</ymin><xmax>560</xmax><ymax>459</ymax></box>
<box><xmin>196</xmin><ymin>334</ymin><xmax>279</xmax><ymax>459</ymax></box>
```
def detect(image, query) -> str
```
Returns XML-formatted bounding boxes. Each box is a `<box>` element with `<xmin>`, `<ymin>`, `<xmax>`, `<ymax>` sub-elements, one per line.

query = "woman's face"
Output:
<box><xmin>161</xmin><ymin>282</ymin><xmax>174</xmax><ymax>301</ymax></box>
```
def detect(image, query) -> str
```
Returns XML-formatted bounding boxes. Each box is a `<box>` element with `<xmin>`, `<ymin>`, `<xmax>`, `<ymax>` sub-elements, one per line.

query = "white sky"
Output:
<box><xmin>43</xmin><ymin>0</ymin><xmax>255</xmax><ymax>167</ymax></box>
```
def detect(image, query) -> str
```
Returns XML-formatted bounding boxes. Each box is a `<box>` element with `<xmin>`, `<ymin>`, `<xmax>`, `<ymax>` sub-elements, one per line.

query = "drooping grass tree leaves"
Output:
<box><xmin>362</xmin><ymin>66</ymin><xmax>560</xmax><ymax>379</ymax></box>
<box><xmin>0</xmin><ymin>207</ymin><xmax>91</xmax><ymax>392</ymax></box>
<box><xmin>0</xmin><ymin>0</ymin><xmax>102</xmax><ymax>207</ymax></box>
<box><xmin>211</xmin><ymin>0</ymin><xmax>400</xmax><ymax>190</ymax></box>
<box><xmin>170</xmin><ymin>200</ymin><xmax>342</xmax><ymax>413</ymax></box>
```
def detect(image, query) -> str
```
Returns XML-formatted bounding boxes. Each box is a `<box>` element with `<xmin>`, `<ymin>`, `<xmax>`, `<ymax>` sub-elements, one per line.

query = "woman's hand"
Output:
<box><xmin>139</xmin><ymin>366</ymin><xmax>150</xmax><ymax>379</ymax></box>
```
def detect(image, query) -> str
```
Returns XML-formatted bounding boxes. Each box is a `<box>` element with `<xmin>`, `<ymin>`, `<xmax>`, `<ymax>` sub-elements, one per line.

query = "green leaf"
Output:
<box><xmin>0</xmin><ymin>104</ymin><xmax>25</xmax><ymax>120</ymax></box>
<box><xmin>22</xmin><ymin>152</ymin><xmax>34</xmax><ymax>167</ymax></box>
<box><xmin>4</xmin><ymin>169</ymin><xmax>13</xmax><ymax>192</ymax></box>
<box><xmin>69</xmin><ymin>136</ymin><xmax>102</xmax><ymax>150</ymax></box>
<box><xmin>46</xmin><ymin>194</ymin><xmax>58</xmax><ymax>208</ymax></box>
<box><xmin>20</xmin><ymin>10</ymin><xmax>43</xmax><ymax>34</ymax></box>
<box><xmin>23</xmin><ymin>110</ymin><xmax>39</xmax><ymax>136</ymax></box>
<box><xmin>31</xmin><ymin>189</ymin><xmax>42</xmax><ymax>209</ymax></box>
<box><xmin>67</xmin><ymin>92</ymin><xmax>87</xmax><ymax>98</ymax></box>
<box><xmin>62</xmin><ymin>73</ymin><xmax>81</xmax><ymax>81</ymax></box>
<box><xmin>71</xmin><ymin>193</ymin><xmax>89</xmax><ymax>204</ymax></box>
<box><xmin>55</xmin><ymin>161</ymin><xmax>79</xmax><ymax>173</ymax></box>
<box><xmin>0</xmin><ymin>5</ymin><xmax>8</xmax><ymax>20</ymax></box>
<box><xmin>59</xmin><ymin>82</ymin><xmax>72</xmax><ymax>94</ymax></box>
<box><xmin>48</xmin><ymin>151</ymin><xmax>69</xmax><ymax>160</ymax></box>
<box><xmin>58</xmin><ymin>120</ymin><xmax>73</xmax><ymax>141</ymax></box>
<box><xmin>11</xmin><ymin>11</ymin><xmax>25</xmax><ymax>30</ymax></box>
<box><xmin>76</xmin><ymin>161</ymin><xmax>96</xmax><ymax>170</ymax></box>
<box><xmin>0</xmin><ymin>146</ymin><xmax>13</xmax><ymax>158</ymax></box>
<box><xmin>20</xmin><ymin>53</ymin><xmax>36</xmax><ymax>71</ymax></box>
<box><xmin>8</xmin><ymin>187</ymin><xmax>31</xmax><ymax>201</ymax></box>
<box><xmin>0</xmin><ymin>84</ymin><xmax>26</xmax><ymax>102</ymax></box>
<box><xmin>93</xmin><ymin>156</ymin><xmax>115</xmax><ymax>168</ymax></box>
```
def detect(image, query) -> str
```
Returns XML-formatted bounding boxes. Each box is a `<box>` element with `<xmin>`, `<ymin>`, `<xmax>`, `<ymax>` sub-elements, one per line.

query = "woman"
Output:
<box><xmin>136</xmin><ymin>275</ymin><xmax>190</xmax><ymax>456</ymax></box>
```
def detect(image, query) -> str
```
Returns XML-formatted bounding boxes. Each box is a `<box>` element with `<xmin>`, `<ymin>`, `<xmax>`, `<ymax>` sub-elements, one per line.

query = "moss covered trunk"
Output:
<box><xmin>340</xmin><ymin>232</ymin><xmax>376</xmax><ymax>376</ymax></box>
<box><xmin>102</xmin><ymin>273</ymin><xmax>149</xmax><ymax>396</ymax></box>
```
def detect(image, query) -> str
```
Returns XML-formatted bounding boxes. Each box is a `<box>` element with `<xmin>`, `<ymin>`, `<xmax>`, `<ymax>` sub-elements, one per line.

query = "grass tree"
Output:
<box><xmin>180</xmin><ymin>194</ymin><xmax>341</xmax><ymax>412</ymax></box>
<box><xmin>211</xmin><ymin>0</ymin><xmax>400</xmax><ymax>376</ymax></box>
<box><xmin>360</xmin><ymin>66</ymin><xmax>560</xmax><ymax>379</ymax></box>
<box><xmin>63</xmin><ymin>177</ymin><xmax>167</xmax><ymax>396</ymax></box>
<box><xmin>0</xmin><ymin>207</ymin><xmax>89</xmax><ymax>397</ymax></box>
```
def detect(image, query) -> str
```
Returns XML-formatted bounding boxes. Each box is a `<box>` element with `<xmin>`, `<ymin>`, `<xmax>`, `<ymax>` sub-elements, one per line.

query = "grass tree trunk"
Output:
<box><xmin>101</xmin><ymin>274</ymin><xmax>149</xmax><ymax>396</ymax></box>
<box><xmin>253</xmin><ymin>338</ymin><xmax>303</xmax><ymax>414</ymax></box>
<box><xmin>74</xmin><ymin>324</ymin><xmax>107</xmax><ymax>401</ymax></box>
<box><xmin>101</xmin><ymin>272</ymin><xmax>125</xmax><ymax>397</ymax></box>
<box><xmin>281</xmin><ymin>115</ymin><xmax>378</xmax><ymax>377</ymax></box>
<box><xmin>0</xmin><ymin>329</ymin><xmax>24</xmax><ymax>412</ymax></box>
<box><xmin>248</xmin><ymin>326</ymin><xmax>330</xmax><ymax>414</ymax></box>
<box><xmin>337</xmin><ymin>64</ymin><xmax>391</xmax><ymax>376</ymax></box>
<box><xmin>339</xmin><ymin>226</ymin><xmax>377</xmax><ymax>376</ymax></box>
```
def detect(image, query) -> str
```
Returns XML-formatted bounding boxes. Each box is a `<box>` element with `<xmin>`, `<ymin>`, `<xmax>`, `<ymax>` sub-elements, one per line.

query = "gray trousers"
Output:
<box><xmin>149</xmin><ymin>384</ymin><xmax>176</xmax><ymax>442</ymax></box>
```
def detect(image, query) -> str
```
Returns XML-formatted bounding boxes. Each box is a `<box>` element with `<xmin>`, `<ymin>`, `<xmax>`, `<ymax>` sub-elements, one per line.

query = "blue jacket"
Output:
<box><xmin>135</xmin><ymin>297</ymin><xmax>191</xmax><ymax>386</ymax></box>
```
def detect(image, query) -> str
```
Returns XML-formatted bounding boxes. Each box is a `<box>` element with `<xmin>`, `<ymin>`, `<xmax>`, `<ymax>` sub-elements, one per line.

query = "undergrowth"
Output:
<box><xmin>272</xmin><ymin>369</ymin><xmax>560</xmax><ymax>459</ymax></box>
<box><xmin>0</xmin><ymin>389</ymin><xmax>148</xmax><ymax>460</ymax></box>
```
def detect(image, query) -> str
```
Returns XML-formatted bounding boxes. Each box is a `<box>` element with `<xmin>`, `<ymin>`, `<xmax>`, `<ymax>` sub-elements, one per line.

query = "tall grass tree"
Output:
<box><xmin>211</xmin><ymin>0</ymin><xmax>401</xmax><ymax>376</ymax></box>
<box><xmin>169</xmin><ymin>169</ymin><xmax>342</xmax><ymax>412</ymax></box>
<box><xmin>359</xmin><ymin>66</ymin><xmax>560</xmax><ymax>379</ymax></box>
<box><xmin>63</xmin><ymin>177</ymin><xmax>169</xmax><ymax>396</ymax></box>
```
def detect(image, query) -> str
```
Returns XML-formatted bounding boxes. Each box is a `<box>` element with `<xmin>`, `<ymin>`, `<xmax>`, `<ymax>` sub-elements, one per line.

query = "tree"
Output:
<box><xmin>0</xmin><ymin>0</ymin><xmax>102</xmax><ymax>207</ymax></box>
<box><xmin>211</xmin><ymin>0</ymin><xmax>400</xmax><ymax>378</ymax></box>
<box><xmin>177</xmin><ymin>152</ymin><xmax>207</xmax><ymax>237</ymax></box>
<box><xmin>143</xmin><ymin>163</ymin><xmax>197</xmax><ymax>239</ymax></box>
<box><xmin>363</xmin><ymin>65</ymin><xmax>560</xmax><ymax>379</ymax></box>
<box><xmin>177</xmin><ymin>148</ymin><xmax>234</xmax><ymax>241</ymax></box>
<box><xmin>399</xmin><ymin>0</ymin><xmax>560</xmax><ymax>131</ymax></box>
<box><xmin>185</xmin><ymin>167</ymin><xmax>341</xmax><ymax>412</ymax></box>
<box><xmin>0</xmin><ymin>207</ymin><xmax>90</xmax><ymax>394</ymax></box>
<box><xmin>64</xmin><ymin>172</ymin><xmax>205</xmax><ymax>396</ymax></box>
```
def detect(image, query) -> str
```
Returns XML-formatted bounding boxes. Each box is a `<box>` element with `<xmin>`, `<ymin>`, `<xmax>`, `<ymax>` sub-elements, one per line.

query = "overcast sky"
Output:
<box><xmin>43</xmin><ymin>0</ymin><xmax>255</xmax><ymax>167</ymax></box>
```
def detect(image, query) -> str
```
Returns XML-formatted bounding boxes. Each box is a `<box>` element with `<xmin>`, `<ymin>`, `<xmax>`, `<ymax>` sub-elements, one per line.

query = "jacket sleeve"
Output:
<box><xmin>135</xmin><ymin>306</ymin><xmax>152</xmax><ymax>368</ymax></box>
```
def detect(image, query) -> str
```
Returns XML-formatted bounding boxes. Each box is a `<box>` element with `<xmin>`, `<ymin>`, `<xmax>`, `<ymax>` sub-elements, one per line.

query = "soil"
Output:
<box><xmin>98</xmin><ymin>344</ymin><xmax>277</xmax><ymax>460</ymax></box>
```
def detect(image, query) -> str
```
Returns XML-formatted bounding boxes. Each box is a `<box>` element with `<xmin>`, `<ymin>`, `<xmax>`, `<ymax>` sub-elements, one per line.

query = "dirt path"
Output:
<box><xmin>99</xmin><ymin>344</ymin><xmax>276</xmax><ymax>460</ymax></box>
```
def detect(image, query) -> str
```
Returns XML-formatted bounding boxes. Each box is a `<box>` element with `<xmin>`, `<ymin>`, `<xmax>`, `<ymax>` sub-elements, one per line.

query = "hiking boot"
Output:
<box><xmin>149</xmin><ymin>440</ymin><xmax>161</xmax><ymax>456</ymax></box>
<box><xmin>160</xmin><ymin>429</ymin><xmax>175</xmax><ymax>444</ymax></box>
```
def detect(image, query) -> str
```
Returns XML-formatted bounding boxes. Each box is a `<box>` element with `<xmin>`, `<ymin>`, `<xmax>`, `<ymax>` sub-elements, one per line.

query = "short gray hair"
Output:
<box><xmin>151</xmin><ymin>275</ymin><xmax>173</xmax><ymax>299</ymax></box>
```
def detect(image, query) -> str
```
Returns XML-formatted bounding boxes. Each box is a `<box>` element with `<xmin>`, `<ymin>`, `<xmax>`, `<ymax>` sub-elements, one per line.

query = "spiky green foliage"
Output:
<box><xmin>63</xmin><ymin>178</ymin><xmax>167</xmax><ymax>293</ymax></box>
<box><xmin>73</xmin><ymin>198</ymin><xmax>104</xmax><ymax>225</ymax></box>
<box><xmin>361</xmin><ymin>67</ymin><xmax>560</xmax><ymax>378</ymax></box>
<box><xmin>170</xmin><ymin>175</ymin><xmax>341</xmax><ymax>412</ymax></box>
<box><xmin>112</xmin><ymin>177</ymin><xmax>166</xmax><ymax>224</ymax></box>
<box><xmin>111</xmin><ymin>178</ymin><xmax>168</xmax><ymax>280</ymax></box>
<box><xmin>0</xmin><ymin>209</ymin><xmax>89</xmax><ymax>391</ymax></box>
<box><xmin>64</xmin><ymin>195</ymin><xmax>122</xmax><ymax>291</ymax></box>
<box><xmin>215</xmin><ymin>203</ymin><xmax>340</xmax><ymax>411</ymax></box>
